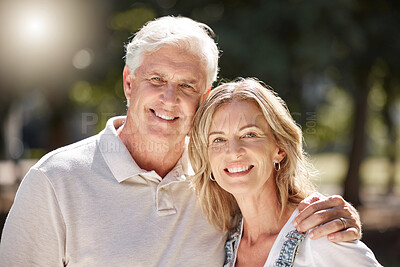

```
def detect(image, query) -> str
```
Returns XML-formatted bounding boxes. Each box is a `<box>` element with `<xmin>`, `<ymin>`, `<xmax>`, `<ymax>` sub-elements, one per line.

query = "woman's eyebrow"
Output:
<box><xmin>209</xmin><ymin>131</ymin><xmax>224</xmax><ymax>136</ymax></box>
<box><xmin>208</xmin><ymin>125</ymin><xmax>261</xmax><ymax>136</ymax></box>
<box><xmin>238</xmin><ymin>124</ymin><xmax>261</xmax><ymax>131</ymax></box>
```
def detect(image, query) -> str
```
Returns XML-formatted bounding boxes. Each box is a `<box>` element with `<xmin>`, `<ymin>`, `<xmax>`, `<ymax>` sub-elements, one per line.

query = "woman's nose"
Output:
<box><xmin>227</xmin><ymin>139</ymin><xmax>245</xmax><ymax>158</ymax></box>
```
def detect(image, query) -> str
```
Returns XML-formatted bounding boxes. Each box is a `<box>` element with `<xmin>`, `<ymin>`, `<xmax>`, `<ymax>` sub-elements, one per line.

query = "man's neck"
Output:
<box><xmin>117</xmin><ymin>122</ymin><xmax>185</xmax><ymax>178</ymax></box>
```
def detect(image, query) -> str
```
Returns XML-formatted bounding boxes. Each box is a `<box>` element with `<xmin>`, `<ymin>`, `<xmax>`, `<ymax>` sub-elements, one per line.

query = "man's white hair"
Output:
<box><xmin>125</xmin><ymin>16</ymin><xmax>220</xmax><ymax>90</ymax></box>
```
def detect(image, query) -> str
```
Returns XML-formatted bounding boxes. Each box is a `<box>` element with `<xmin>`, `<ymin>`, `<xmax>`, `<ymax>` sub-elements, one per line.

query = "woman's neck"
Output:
<box><xmin>235</xmin><ymin>184</ymin><xmax>295</xmax><ymax>245</ymax></box>
<box><xmin>234</xmin><ymin>185</ymin><xmax>295</xmax><ymax>267</ymax></box>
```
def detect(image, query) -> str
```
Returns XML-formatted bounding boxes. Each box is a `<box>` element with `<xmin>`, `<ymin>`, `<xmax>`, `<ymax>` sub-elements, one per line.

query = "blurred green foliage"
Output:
<box><xmin>1</xmin><ymin>1</ymin><xmax>399</xmax><ymax>264</ymax></box>
<box><xmin>0</xmin><ymin>0</ymin><xmax>399</xmax><ymax>195</ymax></box>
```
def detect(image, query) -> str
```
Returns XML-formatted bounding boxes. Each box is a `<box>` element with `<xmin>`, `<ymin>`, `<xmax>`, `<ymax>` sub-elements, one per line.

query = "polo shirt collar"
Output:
<box><xmin>98</xmin><ymin>116</ymin><xmax>193</xmax><ymax>183</ymax></box>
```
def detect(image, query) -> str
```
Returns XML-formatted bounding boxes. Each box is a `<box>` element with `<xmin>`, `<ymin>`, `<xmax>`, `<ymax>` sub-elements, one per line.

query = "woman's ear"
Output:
<box><xmin>274</xmin><ymin>146</ymin><xmax>287</xmax><ymax>163</ymax></box>
<box><xmin>123</xmin><ymin>65</ymin><xmax>133</xmax><ymax>100</ymax></box>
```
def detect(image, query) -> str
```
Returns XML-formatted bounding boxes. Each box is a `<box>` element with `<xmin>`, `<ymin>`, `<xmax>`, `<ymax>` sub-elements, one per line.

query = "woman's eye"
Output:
<box><xmin>212</xmin><ymin>137</ymin><xmax>225</xmax><ymax>143</ymax></box>
<box><xmin>244</xmin><ymin>132</ymin><xmax>256</xmax><ymax>138</ymax></box>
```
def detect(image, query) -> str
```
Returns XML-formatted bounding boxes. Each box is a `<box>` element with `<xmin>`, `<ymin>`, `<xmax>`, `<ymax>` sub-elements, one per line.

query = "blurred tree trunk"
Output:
<box><xmin>383</xmin><ymin>80</ymin><xmax>397</xmax><ymax>195</ymax></box>
<box><xmin>343</xmin><ymin>68</ymin><xmax>370</xmax><ymax>207</ymax></box>
<box><xmin>385</xmin><ymin>148</ymin><xmax>396</xmax><ymax>195</ymax></box>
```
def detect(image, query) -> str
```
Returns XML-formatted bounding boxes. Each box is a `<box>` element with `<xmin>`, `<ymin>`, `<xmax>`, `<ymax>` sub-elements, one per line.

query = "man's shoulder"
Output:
<box><xmin>33</xmin><ymin>134</ymin><xmax>100</xmax><ymax>173</ymax></box>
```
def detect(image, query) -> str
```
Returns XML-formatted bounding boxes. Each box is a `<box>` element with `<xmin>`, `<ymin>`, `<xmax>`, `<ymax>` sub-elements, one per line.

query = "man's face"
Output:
<box><xmin>123</xmin><ymin>45</ymin><xmax>207</xmax><ymax>147</ymax></box>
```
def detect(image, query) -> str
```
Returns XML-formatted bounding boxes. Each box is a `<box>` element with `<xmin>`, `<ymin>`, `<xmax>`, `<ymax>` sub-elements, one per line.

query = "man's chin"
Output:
<box><xmin>146</xmin><ymin>129</ymin><xmax>187</xmax><ymax>140</ymax></box>
<box><xmin>148</xmin><ymin>125</ymin><xmax>189</xmax><ymax>137</ymax></box>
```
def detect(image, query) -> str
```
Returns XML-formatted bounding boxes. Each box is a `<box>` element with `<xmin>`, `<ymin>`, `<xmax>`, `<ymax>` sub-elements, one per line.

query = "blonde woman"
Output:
<box><xmin>189</xmin><ymin>78</ymin><xmax>381</xmax><ymax>267</ymax></box>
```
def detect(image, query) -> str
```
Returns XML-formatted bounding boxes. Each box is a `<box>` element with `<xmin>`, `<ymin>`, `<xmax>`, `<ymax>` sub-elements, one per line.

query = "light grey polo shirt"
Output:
<box><xmin>0</xmin><ymin>116</ymin><xmax>226</xmax><ymax>266</ymax></box>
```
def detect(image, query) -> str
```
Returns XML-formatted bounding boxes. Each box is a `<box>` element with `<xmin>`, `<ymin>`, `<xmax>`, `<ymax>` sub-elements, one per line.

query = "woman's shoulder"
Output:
<box><xmin>295</xmin><ymin>235</ymin><xmax>382</xmax><ymax>267</ymax></box>
<box><xmin>224</xmin><ymin>217</ymin><xmax>243</xmax><ymax>267</ymax></box>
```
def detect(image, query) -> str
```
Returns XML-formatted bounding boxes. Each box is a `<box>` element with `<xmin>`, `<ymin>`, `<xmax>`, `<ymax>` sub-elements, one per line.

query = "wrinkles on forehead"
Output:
<box><xmin>136</xmin><ymin>46</ymin><xmax>208</xmax><ymax>91</ymax></box>
<box><xmin>208</xmin><ymin>101</ymin><xmax>271</xmax><ymax>135</ymax></box>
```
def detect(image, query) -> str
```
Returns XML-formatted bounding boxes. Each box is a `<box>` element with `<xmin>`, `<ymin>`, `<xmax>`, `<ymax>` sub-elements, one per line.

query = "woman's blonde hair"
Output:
<box><xmin>189</xmin><ymin>78</ymin><xmax>316</xmax><ymax>233</ymax></box>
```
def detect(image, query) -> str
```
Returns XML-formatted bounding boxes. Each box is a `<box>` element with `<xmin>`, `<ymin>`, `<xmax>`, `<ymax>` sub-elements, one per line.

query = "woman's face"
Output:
<box><xmin>207</xmin><ymin>100</ymin><xmax>285</xmax><ymax>196</ymax></box>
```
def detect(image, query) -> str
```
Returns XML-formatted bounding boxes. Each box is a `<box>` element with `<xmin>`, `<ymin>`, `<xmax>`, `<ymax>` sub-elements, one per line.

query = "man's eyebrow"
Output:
<box><xmin>147</xmin><ymin>71</ymin><xmax>165</xmax><ymax>77</ymax></box>
<box><xmin>181</xmin><ymin>78</ymin><xmax>199</xmax><ymax>84</ymax></box>
<box><xmin>145</xmin><ymin>72</ymin><xmax>199</xmax><ymax>84</ymax></box>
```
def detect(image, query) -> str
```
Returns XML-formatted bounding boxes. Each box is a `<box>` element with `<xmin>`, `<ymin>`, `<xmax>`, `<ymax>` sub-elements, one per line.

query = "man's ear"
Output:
<box><xmin>201</xmin><ymin>87</ymin><xmax>211</xmax><ymax>102</ymax></box>
<box><xmin>123</xmin><ymin>65</ymin><xmax>133</xmax><ymax>100</ymax></box>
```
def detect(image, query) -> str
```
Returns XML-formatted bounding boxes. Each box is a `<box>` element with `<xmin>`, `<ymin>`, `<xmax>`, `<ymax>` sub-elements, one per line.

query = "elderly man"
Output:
<box><xmin>0</xmin><ymin>16</ymin><xmax>360</xmax><ymax>266</ymax></box>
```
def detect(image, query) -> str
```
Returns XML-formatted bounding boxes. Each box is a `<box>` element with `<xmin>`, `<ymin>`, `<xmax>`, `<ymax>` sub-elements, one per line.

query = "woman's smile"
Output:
<box><xmin>208</xmin><ymin>100</ymin><xmax>282</xmax><ymax>195</ymax></box>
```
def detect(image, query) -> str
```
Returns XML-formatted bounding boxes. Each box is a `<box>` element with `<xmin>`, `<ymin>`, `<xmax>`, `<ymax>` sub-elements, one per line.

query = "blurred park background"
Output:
<box><xmin>0</xmin><ymin>0</ymin><xmax>399</xmax><ymax>265</ymax></box>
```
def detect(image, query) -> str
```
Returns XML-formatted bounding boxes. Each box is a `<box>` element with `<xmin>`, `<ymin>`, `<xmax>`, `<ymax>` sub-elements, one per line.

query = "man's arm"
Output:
<box><xmin>0</xmin><ymin>168</ymin><xmax>66</xmax><ymax>266</ymax></box>
<box><xmin>293</xmin><ymin>192</ymin><xmax>362</xmax><ymax>242</ymax></box>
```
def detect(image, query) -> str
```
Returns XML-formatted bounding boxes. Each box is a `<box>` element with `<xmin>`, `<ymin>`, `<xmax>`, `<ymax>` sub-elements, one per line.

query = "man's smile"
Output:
<box><xmin>150</xmin><ymin>109</ymin><xmax>179</xmax><ymax>121</ymax></box>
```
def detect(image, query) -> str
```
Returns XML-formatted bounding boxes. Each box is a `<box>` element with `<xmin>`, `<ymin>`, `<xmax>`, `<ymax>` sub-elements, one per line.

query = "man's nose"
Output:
<box><xmin>161</xmin><ymin>84</ymin><xmax>179</xmax><ymax>104</ymax></box>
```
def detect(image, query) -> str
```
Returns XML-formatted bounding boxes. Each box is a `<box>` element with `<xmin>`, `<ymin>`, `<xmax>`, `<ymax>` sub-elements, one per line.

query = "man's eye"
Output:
<box><xmin>181</xmin><ymin>84</ymin><xmax>197</xmax><ymax>93</ymax></box>
<box><xmin>151</xmin><ymin>77</ymin><xmax>164</xmax><ymax>83</ymax></box>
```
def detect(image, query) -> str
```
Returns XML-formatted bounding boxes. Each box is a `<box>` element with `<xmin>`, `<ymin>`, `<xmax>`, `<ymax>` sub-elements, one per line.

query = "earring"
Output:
<box><xmin>274</xmin><ymin>162</ymin><xmax>281</xmax><ymax>171</ymax></box>
<box><xmin>210</xmin><ymin>173</ymin><xmax>216</xmax><ymax>181</ymax></box>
